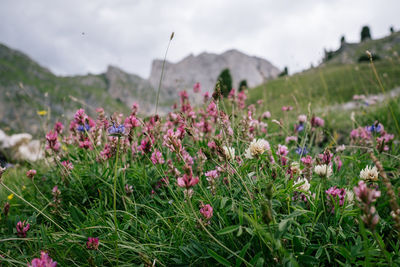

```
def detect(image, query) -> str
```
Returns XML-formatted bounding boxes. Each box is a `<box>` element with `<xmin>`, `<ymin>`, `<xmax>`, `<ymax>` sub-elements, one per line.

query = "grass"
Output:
<box><xmin>0</xmin><ymin>80</ymin><xmax>400</xmax><ymax>265</ymax></box>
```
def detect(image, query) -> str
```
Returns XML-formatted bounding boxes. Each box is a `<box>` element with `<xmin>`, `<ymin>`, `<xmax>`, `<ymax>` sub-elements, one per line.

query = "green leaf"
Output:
<box><xmin>220</xmin><ymin>197</ymin><xmax>229</xmax><ymax>209</ymax></box>
<box><xmin>217</xmin><ymin>225</ymin><xmax>240</xmax><ymax>235</ymax></box>
<box><xmin>207</xmin><ymin>248</ymin><xmax>231</xmax><ymax>267</ymax></box>
<box><xmin>235</xmin><ymin>242</ymin><xmax>251</xmax><ymax>267</ymax></box>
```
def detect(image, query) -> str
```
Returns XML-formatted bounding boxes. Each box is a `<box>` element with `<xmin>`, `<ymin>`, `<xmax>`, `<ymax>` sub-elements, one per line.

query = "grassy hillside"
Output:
<box><xmin>0</xmin><ymin>44</ymin><xmax>128</xmax><ymax>136</ymax></box>
<box><xmin>248</xmin><ymin>60</ymin><xmax>400</xmax><ymax>117</ymax></box>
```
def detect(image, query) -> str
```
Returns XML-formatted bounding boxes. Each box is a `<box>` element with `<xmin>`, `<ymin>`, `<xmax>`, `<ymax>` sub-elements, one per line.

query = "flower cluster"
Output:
<box><xmin>353</xmin><ymin>181</ymin><xmax>381</xmax><ymax>230</ymax></box>
<box><xmin>28</xmin><ymin>251</ymin><xmax>57</xmax><ymax>267</ymax></box>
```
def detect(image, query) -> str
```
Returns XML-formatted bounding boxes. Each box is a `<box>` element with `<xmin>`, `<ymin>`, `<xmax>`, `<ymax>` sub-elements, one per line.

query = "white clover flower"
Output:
<box><xmin>360</xmin><ymin>165</ymin><xmax>379</xmax><ymax>182</ymax></box>
<box><xmin>314</xmin><ymin>164</ymin><xmax>333</xmax><ymax>178</ymax></box>
<box><xmin>294</xmin><ymin>178</ymin><xmax>310</xmax><ymax>192</ymax></box>
<box><xmin>222</xmin><ymin>146</ymin><xmax>235</xmax><ymax>161</ymax></box>
<box><xmin>245</xmin><ymin>139</ymin><xmax>270</xmax><ymax>159</ymax></box>
<box><xmin>346</xmin><ymin>190</ymin><xmax>354</xmax><ymax>203</ymax></box>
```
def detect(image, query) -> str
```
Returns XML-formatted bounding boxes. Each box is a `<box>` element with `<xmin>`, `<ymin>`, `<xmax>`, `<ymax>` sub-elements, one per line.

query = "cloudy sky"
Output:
<box><xmin>1</xmin><ymin>0</ymin><xmax>399</xmax><ymax>78</ymax></box>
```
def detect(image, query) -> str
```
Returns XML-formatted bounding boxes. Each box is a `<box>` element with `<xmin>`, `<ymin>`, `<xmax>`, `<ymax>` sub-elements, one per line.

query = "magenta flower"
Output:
<box><xmin>26</xmin><ymin>169</ymin><xmax>37</xmax><ymax>179</ymax></box>
<box><xmin>16</xmin><ymin>220</ymin><xmax>30</xmax><ymax>237</ymax></box>
<box><xmin>177</xmin><ymin>173</ymin><xmax>199</xmax><ymax>189</ymax></box>
<box><xmin>54</xmin><ymin>122</ymin><xmax>64</xmax><ymax>134</ymax></box>
<box><xmin>151</xmin><ymin>149</ymin><xmax>165</xmax><ymax>165</ymax></box>
<box><xmin>73</xmin><ymin>108</ymin><xmax>88</xmax><ymax>125</ymax></box>
<box><xmin>277</xmin><ymin>144</ymin><xmax>289</xmax><ymax>156</ymax></box>
<box><xmin>193</xmin><ymin>82</ymin><xmax>201</xmax><ymax>93</ymax></box>
<box><xmin>86</xmin><ymin>237</ymin><xmax>99</xmax><ymax>250</ymax></box>
<box><xmin>301</xmin><ymin>155</ymin><xmax>313</xmax><ymax>166</ymax></box>
<box><xmin>326</xmin><ymin>186</ymin><xmax>346</xmax><ymax>210</ymax></box>
<box><xmin>45</xmin><ymin>131</ymin><xmax>60</xmax><ymax>152</ymax></box>
<box><xmin>28</xmin><ymin>251</ymin><xmax>57</xmax><ymax>267</ymax></box>
<box><xmin>61</xmin><ymin>160</ymin><xmax>74</xmax><ymax>170</ymax></box>
<box><xmin>79</xmin><ymin>138</ymin><xmax>93</xmax><ymax>150</ymax></box>
<box><xmin>200</xmin><ymin>204</ymin><xmax>213</xmax><ymax>220</ymax></box>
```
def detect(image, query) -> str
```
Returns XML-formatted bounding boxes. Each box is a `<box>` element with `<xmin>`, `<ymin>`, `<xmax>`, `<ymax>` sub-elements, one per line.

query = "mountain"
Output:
<box><xmin>149</xmin><ymin>49</ymin><xmax>280</xmax><ymax>102</ymax></box>
<box><xmin>0</xmin><ymin>44</ymin><xmax>280</xmax><ymax>135</ymax></box>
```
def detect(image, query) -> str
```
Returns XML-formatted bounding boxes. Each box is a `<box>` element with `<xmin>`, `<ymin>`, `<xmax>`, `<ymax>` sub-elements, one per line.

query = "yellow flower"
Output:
<box><xmin>62</xmin><ymin>145</ymin><xmax>68</xmax><ymax>151</ymax></box>
<box><xmin>22</xmin><ymin>185</ymin><xmax>26</xmax><ymax>191</ymax></box>
<box><xmin>37</xmin><ymin>110</ymin><xmax>48</xmax><ymax>116</ymax></box>
<box><xmin>7</xmin><ymin>193</ymin><xmax>14</xmax><ymax>200</ymax></box>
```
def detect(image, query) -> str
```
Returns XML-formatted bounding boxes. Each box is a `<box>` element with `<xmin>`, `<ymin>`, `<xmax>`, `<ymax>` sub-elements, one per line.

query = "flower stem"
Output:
<box><xmin>113</xmin><ymin>137</ymin><xmax>120</xmax><ymax>265</ymax></box>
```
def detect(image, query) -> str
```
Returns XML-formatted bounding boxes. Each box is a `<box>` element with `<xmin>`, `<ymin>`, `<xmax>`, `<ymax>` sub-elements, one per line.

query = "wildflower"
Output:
<box><xmin>45</xmin><ymin>131</ymin><xmax>60</xmax><ymax>152</ymax></box>
<box><xmin>76</xmin><ymin>123</ymin><xmax>91</xmax><ymax>133</ymax></box>
<box><xmin>314</xmin><ymin>164</ymin><xmax>332</xmax><ymax>178</ymax></box>
<box><xmin>353</xmin><ymin>180</ymin><xmax>381</xmax><ymax>230</ymax></box>
<box><xmin>7</xmin><ymin>194</ymin><xmax>14</xmax><ymax>200</ymax></box>
<box><xmin>54</xmin><ymin>122</ymin><xmax>64</xmax><ymax>134</ymax></box>
<box><xmin>261</xmin><ymin>111</ymin><xmax>271</xmax><ymax>119</ymax></box>
<box><xmin>346</xmin><ymin>190</ymin><xmax>354</xmax><ymax>203</ymax></box>
<box><xmin>294</xmin><ymin>177</ymin><xmax>310</xmax><ymax>192</ymax></box>
<box><xmin>79</xmin><ymin>138</ymin><xmax>93</xmax><ymax>150</ymax></box>
<box><xmin>108</xmin><ymin>123</ymin><xmax>126</xmax><ymax>136</ymax></box>
<box><xmin>193</xmin><ymin>82</ymin><xmax>201</xmax><ymax>93</ymax></box>
<box><xmin>277</xmin><ymin>144</ymin><xmax>289</xmax><ymax>156</ymax></box>
<box><xmin>334</xmin><ymin>156</ymin><xmax>342</xmax><ymax>172</ymax></box>
<box><xmin>37</xmin><ymin>110</ymin><xmax>47</xmax><ymax>116</ymax></box>
<box><xmin>298</xmin><ymin>114</ymin><xmax>307</xmax><ymax>123</ymax></box>
<box><xmin>360</xmin><ymin>165</ymin><xmax>379</xmax><ymax>182</ymax></box>
<box><xmin>295</xmin><ymin>146</ymin><xmax>308</xmax><ymax>156</ymax></box>
<box><xmin>245</xmin><ymin>139</ymin><xmax>270</xmax><ymax>159</ymax></box>
<box><xmin>125</xmin><ymin>184</ymin><xmax>134</xmax><ymax>196</ymax></box>
<box><xmin>26</xmin><ymin>169</ymin><xmax>37</xmax><ymax>179</ymax></box>
<box><xmin>16</xmin><ymin>220</ymin><xmax>30</xmax><ymax>237</ymax></box>
<box><xmin>222</xmin><ymin>146</ymin><xmax>235</xmax><ymax>161</ymax></box>
<box><xmin>326</xmin><ymin>187</ymin><xmax>346</xmax><ymax>212</ymax></box>
<box><xmin>285</xmin><ymin>135</ymin><xmax>297</xmax><ymax>143</ymax></box>
<box><xmin>199</xmin><ymin>204</ymin><xmax>213</xmax><ymax>221</ymax></box>
<box><xmin>310</xmin><ymin>116</ymin><xmax>324</xmax><ymax>127</ymax></box>
<box><xmin>3</xmin><ymin>202</ymin><xmax>10</xmax><ymax>217</ymax></box>
<box><xmin>205</xmin><ymin>170</ymin><xmax>219</xmax><ymax>194</ymax></box>
<box><xmin>151</xmin><ymin>149</ymin><xmax>165</xmax><ymax>165</ymax></box>
<box><xmin>301</xmin><ymin>155</ymin><xmax>313</xmax><ymax>166</ymax></box>
<box><xmin>177</xmin><ymin>173</ymin><xmax>199</xmax><ymax>189</ymax></box>
<box><xmin>290</xmin><ymin>162</ymin><xmax>301</xmax><ymax>177</ymax></box>
<box><xmin>61</xmin><ymin>160</ymin><xmax>74</xmax><ymax>170</ymax></box>
<box><xmin>86</xmin><ymin>237</ymin><xmax>99</xmax><ymax>250</ymax></box>
<box><xmin>336</xmin><ymin>144</ymin><xmax>346</xmax><ymax>152</ymax></box>
<box><xmin>28</xmin><ymin>251</ymin><xmax>57</xmax><ymax>267</ymax></box>
<box><xmin>366</xmin><ymin>123</ymin><xmax>382</xmax><ymax>133</ymax></box>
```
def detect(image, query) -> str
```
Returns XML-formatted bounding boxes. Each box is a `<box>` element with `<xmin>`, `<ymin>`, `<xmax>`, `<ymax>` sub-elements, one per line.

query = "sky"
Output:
<box><xmin>0</xmin><ymin>0</ymin><xmax>399</xmax><ymax>78</ymax></box>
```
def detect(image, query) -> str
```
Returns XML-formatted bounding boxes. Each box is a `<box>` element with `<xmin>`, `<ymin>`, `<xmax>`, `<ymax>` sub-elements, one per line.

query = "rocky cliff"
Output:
<box><xmin>149</xmin><ymin>49</ymin><xmax>280</xmax><ymax>102</ymax></box>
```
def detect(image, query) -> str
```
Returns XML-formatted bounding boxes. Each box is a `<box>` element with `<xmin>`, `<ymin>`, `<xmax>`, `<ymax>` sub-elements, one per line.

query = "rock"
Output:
<box><xmin>148</xmin><ymin>49</ymin><xmax>280</xmax><ymax>103</ymax></box>
<box><xmin>0</xmin><ymin>129</ymin><xmax>44</xmax><ymax>162</ymax></box>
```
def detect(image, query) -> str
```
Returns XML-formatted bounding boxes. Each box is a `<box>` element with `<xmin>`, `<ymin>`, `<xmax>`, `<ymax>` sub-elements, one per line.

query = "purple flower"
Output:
<box><xmin>295</xmin><ymin>146</ymin><xmax>308</xmax><ymax>156</ymax></box>
<box><xmin>108</xmin><ymin>124</ymin><xmax>125</xmax><ymax>136</ymax></box>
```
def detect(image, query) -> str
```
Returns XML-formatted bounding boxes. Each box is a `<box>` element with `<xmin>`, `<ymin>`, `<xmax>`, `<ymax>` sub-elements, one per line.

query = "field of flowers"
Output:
<box><xmin>0</xmin><ymin>85</ymin><xmax>400</xmax><ymax>266</ymax></box>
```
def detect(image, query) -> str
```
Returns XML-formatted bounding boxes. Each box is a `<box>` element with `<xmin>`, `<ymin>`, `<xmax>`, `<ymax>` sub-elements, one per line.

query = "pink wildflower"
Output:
<box><xmin>151</xmin><ymin>149</ymin><xmax>165</xmax><ymax>165</ymax></box>
<box><xmin>28</xmin><ymin>251</ymin><xmax>57</xmax><ymax>267</ymax></box>
<box><xmin>200</xmin><ymin>204</ymin><xmax>213</xmax><ymax>220</ymax></box>
<box><xmin>86</xmin><ymin>237</ymin><xmax>99</xmax><ymax>250</ymax></box>
<box><xmin>16</xmin><ymin>220</ymin><xmax>30</xmax><ymax>237</ymax></box>
<box><xmin>54</xmin><ymin>122</ymin><xmax>64</xmax><ymax>134</ymax></box>
<box><xmin>26</xmin><ymin>169</ymin><xmax>37</xmax><ymax>179</ymax></box>
<box><xmin>193</xmin><ymin>82</ymin><xmax>201</xmax><ymax>93</ymax></box>
<box><xmin>45</xmin><ymin>131</ymin><xmax>60</xmax><ymax>152</ymax></box>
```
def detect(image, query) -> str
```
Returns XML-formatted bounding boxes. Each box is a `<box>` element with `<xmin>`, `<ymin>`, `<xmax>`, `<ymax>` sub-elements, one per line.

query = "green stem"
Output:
<box><xmin>113</xmin><ymin>137</ymin><xmax>120</xmax><ymax>265</ymax></box>
<box><xmin>0</xmin><ymin>181</ymin><xmax>66</xmax><ymax>233</ymax></box>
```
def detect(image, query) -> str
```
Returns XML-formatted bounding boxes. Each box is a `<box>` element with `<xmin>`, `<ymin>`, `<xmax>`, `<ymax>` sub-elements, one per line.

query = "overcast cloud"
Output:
<box><xmin>0</xmin><ymin>0</ymin><xmax>399</xmax><ymax>78</ymax></box>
